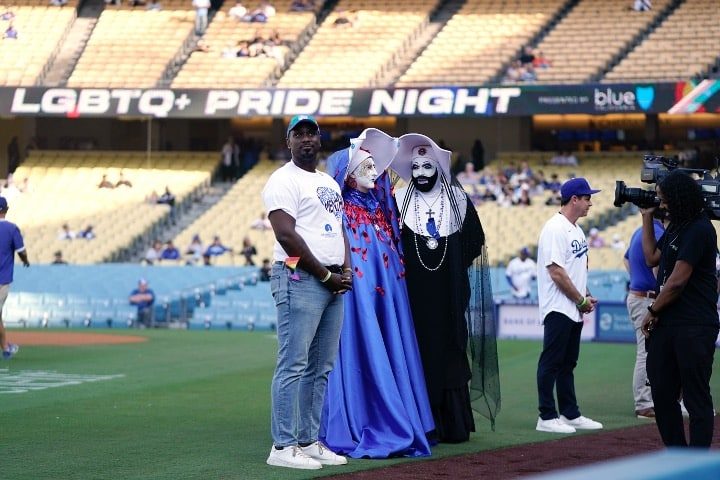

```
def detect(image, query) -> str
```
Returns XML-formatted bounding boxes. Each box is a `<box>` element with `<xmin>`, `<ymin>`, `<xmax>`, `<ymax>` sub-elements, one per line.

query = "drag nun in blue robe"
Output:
<box><xmin>320</xmin><ymin>128</ymin><xmax>435</xmax><ymax>458</ymax></box>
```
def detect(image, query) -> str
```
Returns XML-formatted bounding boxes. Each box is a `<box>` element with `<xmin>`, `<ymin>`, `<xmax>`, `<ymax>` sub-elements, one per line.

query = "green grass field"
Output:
<box><xmin>2</xmin><ymin>331</ymin><xmax>719</xmax><ymax>480</ymax></box>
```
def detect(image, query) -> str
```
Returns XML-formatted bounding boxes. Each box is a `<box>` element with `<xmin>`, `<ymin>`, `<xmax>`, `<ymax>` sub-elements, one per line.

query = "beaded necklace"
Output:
<box><xmin>412</xmin><ymin>187</ymin><xmax>448</xmax><ymax>270</ymax></box>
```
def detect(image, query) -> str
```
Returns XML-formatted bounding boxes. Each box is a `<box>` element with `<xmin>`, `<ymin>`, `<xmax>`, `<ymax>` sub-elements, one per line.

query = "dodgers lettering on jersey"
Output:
<box><xmin>571</xmin><ymin>238</ymin><xmax>588</xmax><ymax>259</ymax></box>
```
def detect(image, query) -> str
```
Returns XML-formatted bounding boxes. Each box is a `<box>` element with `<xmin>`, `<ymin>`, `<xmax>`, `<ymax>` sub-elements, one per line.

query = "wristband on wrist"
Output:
<box><xmin>343</xmin><ymin>267</ymin><xmax>352</xmax><ymax>272</ymax></box>
<box><xmin>320</xmin><ymin>270</ymin><xmax>332</xmax><ymax>283</ymax></box>
<box><xmin>576</xmin><ymin>296</ymin><xmax>588</xmax><ymax>309</ymax></box>
<box><xmin>647</xmin><ymin>303</ymin><xmax>658</xmax><ymax>316</ymax></box>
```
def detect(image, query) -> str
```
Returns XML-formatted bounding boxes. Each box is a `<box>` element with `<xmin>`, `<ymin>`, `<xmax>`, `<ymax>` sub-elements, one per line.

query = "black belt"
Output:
<box><xmin>275</xmin><ymin>262</ymin><xmax>343</xmax><ymax>274</ymax></box>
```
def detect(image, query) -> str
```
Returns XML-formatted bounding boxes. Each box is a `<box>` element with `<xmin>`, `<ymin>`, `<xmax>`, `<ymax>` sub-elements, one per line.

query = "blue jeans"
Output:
<box><xmin>270</xmin><ymin>263</ymin><xmax>344</xmax><ymax>447</ymax></box>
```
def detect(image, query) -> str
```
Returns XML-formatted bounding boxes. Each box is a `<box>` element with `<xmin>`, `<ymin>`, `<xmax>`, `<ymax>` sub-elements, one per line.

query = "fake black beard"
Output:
<box><xmin>412</xmin><ymin>171</ymin><xmax>439</xmax><ymax>193</ymax></box>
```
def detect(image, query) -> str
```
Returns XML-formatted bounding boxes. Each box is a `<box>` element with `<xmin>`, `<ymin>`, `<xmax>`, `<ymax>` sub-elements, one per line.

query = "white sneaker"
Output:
<box><xmin>560</xmin><ymin>415</ymin><xmax>603</xmax><ymax>430</ymax></box>
<box><xmin>266</xmin><ymin>445</ymin><xmax>322</xmax><ymax>470</ymax></box>
<box><xmin>536</xmin><ymin>417</ymin><xmax>576</xmax><ymax>433</ymax></box>
<box><xmin>300</xmin><ymin>441</ymin><xmax>348</xmax><ymax>465</ymax></box>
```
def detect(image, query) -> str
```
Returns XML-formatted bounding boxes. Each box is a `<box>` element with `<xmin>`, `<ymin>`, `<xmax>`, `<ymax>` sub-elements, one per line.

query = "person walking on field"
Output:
<box><xmin>0</xmin><ymin>196</ymin><xmax>29</xmax><ymax>359</ymax></box>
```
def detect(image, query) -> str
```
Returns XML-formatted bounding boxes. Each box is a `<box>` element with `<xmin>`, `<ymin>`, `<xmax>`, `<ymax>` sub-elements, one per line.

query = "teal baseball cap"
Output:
<box><xmin>286</xmin><ymin>115</ymin><xmax>319</xmax><ymax>138</ymax></box>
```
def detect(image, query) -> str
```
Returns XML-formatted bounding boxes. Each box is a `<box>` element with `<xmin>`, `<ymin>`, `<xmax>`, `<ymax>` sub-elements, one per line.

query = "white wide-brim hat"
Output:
<box><xmin>391</xmin><ymin>133</ymin><xmax>452</xmax><ymax>182</ymax></box>
<box><xmin>347</xmin><ymin>128</ymin><xmax>398</xmax><ymax>179</ymax></box>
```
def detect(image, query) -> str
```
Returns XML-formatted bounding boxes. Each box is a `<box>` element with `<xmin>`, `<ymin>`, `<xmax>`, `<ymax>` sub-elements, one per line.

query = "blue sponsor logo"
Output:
<box><xmin>635</xmin><ymin>86</ymin><xmax>654</xmax><ymax>111</ymax></box>
<box><xmin>324</xmin><ymin>224</ymin><xmax>332</xmax><ymax>232</ymax></box>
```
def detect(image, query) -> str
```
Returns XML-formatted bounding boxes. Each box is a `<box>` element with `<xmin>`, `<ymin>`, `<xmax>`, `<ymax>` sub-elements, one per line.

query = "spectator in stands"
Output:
<box><xmin>549</xmin><ymin>151</ymin><xmax>578</xmax><ymax>166</ymax></box>
<box><xmin>234</xmin><ymin>40</ymin><xmax>251</xmax><ymax>57</ymax></box>
<box><xmin>521</xmin><ymin>65</ymin><xmax>537</xmax><ymax>82</ymax></box>
<box><xmin>3</xmin><ymin>21</ymin><xmax>16</xmax><ymax>39</ymax></box>
<box><xmin>533</xmin><ymin>49</ymin><xmax>551</xmax><ymax>69</ymax></box>
<box><xmin>456</xmin><ymin>162</ymin><xmax>480</xmax><ymax>186</ymax></box>
<box><xmin>519</xmin><ymin>46</ymin><xmax>535</xmax><ymax>65</ymax></box>
<box><xmin>144</xmin><ymin>239</ymin><xmax>163</xmax><ymax>265</ymax></box>
<box><xmin>115</xmin><ymin>171</ymin><xmax>132</xmax><ymax>188</ymax></box>
<box><xmin>157</xmin><ymin>186</ymin><xmax>177</xmax><ymax>224</ymax></box>
<box><xmin>1</xmin><ymin>175</ymin><xmax>21</xmax><ymax>204</ymax></box>
<box><xmin>506</xmin><ymin>247</ymin><xmax>537</xmax><ymax>300</ymax></box>
<box><xmin>52</xmin><ymin>250</ymin><xmax>68</xmax><ymax>265</ymax></box>
<box><xmin>588</xmin><ymin>228</ymin><xmax>606</xmax><ymax>248</ymax></box>
<box><xmin>194</xmin><ymin>39</ymin><xmax>211</xmax><ymax>52</ymax></box>
<box><xmin>6</xmin><ymin>136</ymin><xmax>19</xmax><ymax>174</ymax></box>
<box><xmin>205</xmin><ymin>235</ymin><xmax>233</xmax><ymax>257</ymax></box>
<box><xmin>58</xmin><ymin>223</ymin><xmax>75</xmax><ymax>240</ymax></box>
<box><xmin>0</xmin><ymin>196</ymin><xmax>28</xmax><ymax>360</ymax></box>
<box><xmin>192</xmin><ymin>0</ymin><xmax>211</xmax><ymax>35</ymax></box>
<box><xmin>1</xmin><ymin>7</ymin><xmax>14</xmax><ymax>21</ymax></box>
<box><xmin>128</xmin><ymin>278</ymin><xmax>155</xmax><ymax>328</ymax></box>
<box><xmin>611</xmin><ymin>234</ymin><xmax>626</xmax><ymax>251</ymax></box>
<box><xmin>98</xmin><ymin>174</ymin><xmax>114</xmax><ymax>189</ymax></box>
<box><xmin>259</xmin><ymin>258</ymin><xmax>271</xmax><ymax>281</ymax></box>
<box><xmin>513</xmin><ymin>185</ymin><xmax>532</xmax><ymax>206</ymax></box>
<box><xmin>545</xmin><ymin>190</ymin><xmax>562</xmax><ymax>206</ymax></box>
<box><xmin>241</xmin><ymin>236</ymin><xmax>257</xmax><ymax>266</ymax></box>
<box><xmin>250</xmin><ymin>212</ymin><xmax>272</xmax><ymax>230</ymax></box>
<box><xmin>146</xmin><ymin>0</ymin><xmax>161</xmax><ymax>10</ymax></box>
<box><xmin>471</xmin><ymin>138</ymin><xmax>485</xmax><ymax>171</ymax></box>
<box><xmin>185</xmin><ymin>234</ymin><xmax>204</xmax><ymax>264</ymax></box>
<box><xmin>161</xmin><ymin>240</ymin><xmax>181</xmax><ymax>261</ymax></box>
<box><xmin>503</xmin><ymin>60</ymin><xmax>523</xmax><ymax>83</ymax></box>
<box><xmin>228</xmin><ymin>0</ymin><xmax>247</xmax><ymax>20</ymax></box>
<box><xmin>333</xmin><ymin>8</ymin><xmax>356</xmax><ymax>28</ymax></box>
<box><xmin>221</xmin><ymin>137</ymin><xmax>239</xmax><ymax>181</ymax></box>
<box><xmin>77</xmin><ymin>225</ymin><xmax>96</xmax><ymax>240</ymax></box>
<box><xmin>290</xmin><ymin>0</ymin><xmax>313</xmax><ymax>12</ymax></box>
<box><xmin>632</xmin><ymin>0</ymin><xmax>652</xmax><ymax>11</ymax></box>
<box><xmin>243</xmin><ymin>0</ymin><xmax>275</xmax><ymax>22</ymax></box>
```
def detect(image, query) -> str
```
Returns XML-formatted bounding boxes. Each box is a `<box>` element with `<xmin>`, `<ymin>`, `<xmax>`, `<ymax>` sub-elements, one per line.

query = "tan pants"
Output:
<box><xmin>0</xmin><ymin>283</ymin><xmax>9</xmax><ymax>323</ymax></box>
<box><xmin>626</xmin><ymin>294</ymin><xmax>654</xmax><ymax>411</ymax></box>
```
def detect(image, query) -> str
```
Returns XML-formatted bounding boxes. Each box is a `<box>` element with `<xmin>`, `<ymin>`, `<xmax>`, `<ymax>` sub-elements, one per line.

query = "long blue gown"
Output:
<box><xmin>319</xmin><ymin>150</ymin><xmax>434</xmax><ymax>459</ymax></box>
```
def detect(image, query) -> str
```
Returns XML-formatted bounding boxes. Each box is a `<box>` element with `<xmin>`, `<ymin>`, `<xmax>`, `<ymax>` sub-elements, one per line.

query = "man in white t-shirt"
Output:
<box><xmin>535</xmin><ymin>177</ymin><xmax>604</xmax><ymax>434</ymax></box>
<box><xmin>262</xmin><ymin>115</ymin><xmax>352</xmax><ymax>471</ymax></box>
<box><xmin>506</xmin><ymin>247</ymin><xmax>536</xmax><ymax>299</ymax></box>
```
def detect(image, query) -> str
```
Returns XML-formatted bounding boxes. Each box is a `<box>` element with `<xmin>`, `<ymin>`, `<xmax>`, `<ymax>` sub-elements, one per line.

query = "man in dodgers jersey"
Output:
<box><xmin>535</xmin><ymin>177</ymin><xmax>603</xmax><ymax>434</ymax></box>
<box><xmin>262</xmin><ymin>115</ymin><xmax>352</xmax><ymax>470</ymax></box>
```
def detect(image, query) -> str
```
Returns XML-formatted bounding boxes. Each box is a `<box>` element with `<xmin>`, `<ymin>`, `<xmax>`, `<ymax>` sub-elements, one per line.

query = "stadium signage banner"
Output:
<box><xmin>3</xmin><ymin>81</ymin><xmax>717</xmax><ymax>118</ymax></box>
<box><xmin>496</xmin><ymin>302</ymin><xmax>596</xmax><ymax>341</ymax></box>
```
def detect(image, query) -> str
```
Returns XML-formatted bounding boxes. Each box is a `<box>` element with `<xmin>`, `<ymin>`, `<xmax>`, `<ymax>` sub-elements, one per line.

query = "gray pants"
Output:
<box><xmin>627</xmin><ymin>294</ymin><xmax>654</xmax><ymax>410</ymax></box>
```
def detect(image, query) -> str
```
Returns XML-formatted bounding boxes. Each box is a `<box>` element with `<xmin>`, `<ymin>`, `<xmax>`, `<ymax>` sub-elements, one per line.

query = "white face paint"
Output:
<box><xmin>349</xmin><ymin>157</ymin><xmax>378</xmax><ymax>193</ymax></box>
<box><xmin>411</xmin><ymin>158</ymin><xmax>437</xmax><ymax>186</ymax></box>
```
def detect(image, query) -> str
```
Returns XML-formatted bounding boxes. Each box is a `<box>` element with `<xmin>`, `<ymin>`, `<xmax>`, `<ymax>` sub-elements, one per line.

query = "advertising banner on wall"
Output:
<box><xmin>1</xmin><ymin>81</ymin><xmax>717</xmax><ymax>118</ymax></box>
<box><xmin>496</xmin><ymin>302</ymin><xmax>596</xmax><ymax>341</ymax></box>
<box><xmin>594</xmin><ymin>302</ymin><xmax>635</xmax><ymax>343</ymax></box>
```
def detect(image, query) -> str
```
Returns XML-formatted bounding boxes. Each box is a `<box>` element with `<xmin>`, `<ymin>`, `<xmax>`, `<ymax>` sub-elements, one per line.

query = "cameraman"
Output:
<box><xmin>640</xmin><ymin>170</ymin><xmax>719</xmax><ymax>448</ymax></box>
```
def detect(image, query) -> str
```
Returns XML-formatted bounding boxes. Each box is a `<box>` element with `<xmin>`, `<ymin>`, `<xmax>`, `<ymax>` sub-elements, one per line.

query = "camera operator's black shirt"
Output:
<box><xmin>656</xmin><ymin>214</ymin><xmax>720</xmax><ymax>327</ymax></box>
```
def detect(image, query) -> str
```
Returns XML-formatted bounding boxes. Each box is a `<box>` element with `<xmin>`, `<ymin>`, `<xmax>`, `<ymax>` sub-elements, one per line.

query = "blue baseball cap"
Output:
<box><xmin>560</xmin><ymin>177</ymin><xmax>600</xmax><ymax>201</ymax></box>
<box><xmin>0</xmin><ymin>197</ymin><xmax>8</xmax><ymax>210</ymax></box>
<box><xmin>286</xmin><ymin>115</ymin><xmax>319</xmax><ymax>138</ymax></box>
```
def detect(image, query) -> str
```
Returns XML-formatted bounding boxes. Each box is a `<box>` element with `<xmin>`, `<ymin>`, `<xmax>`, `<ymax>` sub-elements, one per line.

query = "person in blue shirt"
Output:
<box><xmin>160</xmin><ymin>240</ymin><xmax>181</xmax><ymax>261</ymax></box>
<box><xmin>623</xmin><ymin>209</ymin><xmax>666</xmax><ymax>420</ymax></box>
<box><xmin>205</xmin><ymin>235</ymin><xmax>233</xmax><ymax>257</ymax></box>
<box><xmin>128</xmin><ymin>278</ymin><xmax>155</xmax><ymax>328</ymax></box>
<box><xmin>0</xmin><ymin>196</ymin><xmax>29</xmax><ymax>359</ymax></box>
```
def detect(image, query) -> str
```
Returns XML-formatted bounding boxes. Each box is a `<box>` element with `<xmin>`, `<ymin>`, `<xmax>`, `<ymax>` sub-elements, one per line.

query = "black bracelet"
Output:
<box><xmin>647</xmin><ymin>304</ymin><xmax>658</xmax><ymax>316</ymax></box>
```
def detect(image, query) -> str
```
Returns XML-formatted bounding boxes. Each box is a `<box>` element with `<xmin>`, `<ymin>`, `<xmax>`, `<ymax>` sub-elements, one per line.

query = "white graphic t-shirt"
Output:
<box><xmin>537</xmin><ymin>213</ymin><xmax>588</xmax><ymax>323</ymax></box>
<box><xmin>262</xmin><ymin>161</ymin><xmax>345</xmax><ymax>265</ymax></box>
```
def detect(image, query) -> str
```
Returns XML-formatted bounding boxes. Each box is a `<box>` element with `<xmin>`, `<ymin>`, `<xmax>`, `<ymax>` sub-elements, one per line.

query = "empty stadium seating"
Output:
<box><xmin>68</xmin><ymin>2</ymin><xmax>195</xmax><ymax>88</ymax></box>
<box><xmin>398</xmin><ymin>0</ymin><xmax>565</xmax><ymax>87</ymax></box>
<box><xmin>0</xmin><ymin>3</ymin><xmax>78</xmax><ymax>86</ymax></box>
<box><xmin>531</xmin><ymin>0</ymin><xmax>672</xmax><ymax>84</ymax></box>
<box><xmin>604</xmin><ymin>0</ymin><xmax>720</xmax><ymax>82</ymax></box>
<box><xmin>9</xmin><ymin>150</ymin><xmax>218</xmax><ymax>264</ymax></box>
<box><xmin>277</xmin><ymin>0</ymin><xmax>438</xmax><ymax>88</ymax></box>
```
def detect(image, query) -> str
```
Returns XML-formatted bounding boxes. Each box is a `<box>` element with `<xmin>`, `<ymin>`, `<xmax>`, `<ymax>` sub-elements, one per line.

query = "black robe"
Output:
<box><xmin>401</xmin><ymin>196</ymin><xmax>485</xmax><ymax>443</ymax></box>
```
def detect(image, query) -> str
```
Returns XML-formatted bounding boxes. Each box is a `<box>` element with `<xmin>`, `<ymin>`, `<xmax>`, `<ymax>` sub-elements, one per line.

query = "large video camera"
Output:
<box><xmin>614</xmin><ymin>155</ymin><xmax>720</xmax><ymax>220</ymax></box>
